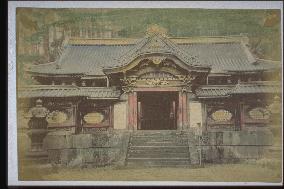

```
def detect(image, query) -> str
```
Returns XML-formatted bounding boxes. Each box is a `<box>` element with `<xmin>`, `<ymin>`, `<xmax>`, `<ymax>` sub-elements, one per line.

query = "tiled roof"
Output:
<box><xmin>225</xmin><ymin>58</ymin><xmax>281</xmax><ymax>72</ymax></box>
<box><xmin>232</xmin><ymin>81</ymin><xmax>282</xmax><ymax>94</ymax></box>
<box><xmin>109</xmin><ymin>33</ymin><xmax>204</xmax><ymax>69</ymax></box>
<box><xmin>195</xmin><ymin>85</ymin><xmax>234</xmax><ymax>98</ymax></box>
<box><xmin>18</xmin><ymin>85</ymin><xmax>121</xmax><ymax>99</ymax></box>
<box><xmin>196</xmin><ymin>81</ymin><xmax>281</xmax><ymax>98</ymax></box>
<box><xmin>28</xmin><ymin>45</ymin><xmax>132</xmax><ymax>75</ymax></box>
<box><xmin>28</xmin><ymin>35</ymin><xmax>280</xmax><ymax>76</ymax></box>
<box><xmin>79</xmin><ymin>87</ymin><xmax>121</xmax><ymax>99</ymax></box>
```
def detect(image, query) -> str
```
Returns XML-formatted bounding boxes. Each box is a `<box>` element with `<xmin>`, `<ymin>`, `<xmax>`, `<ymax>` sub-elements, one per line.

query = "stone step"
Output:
<box><xmin>126</xmin><ymin>158</ymin><xmax>190</xmax><ymax>167</ymax></box>
<box><xmin>128</xmin><ymin>152</ymin><xmax>189</xmax><ymax>158</ymax></box>
<box><xmin>130</xmin><ymin>141</ymin><xmax>188</xmax><ymax>146</ymax></box>
<box><xmin>130</xmin><ymin>136</ymin><xmax>188</xmax><ymax>141</ymax></box>
<box><xmin>129</xmin><ymin>146</ymin><xmax>189</xmax><ymax>153</ymax></box>
<box><xmin>126</xmin><ymin>130</ymin><xmax>199</xmax><ymax>167</ymax></box>
<box><xmin>126</xmin><ymin>162</ymin><xmax>192</xmax><ymax>168</ymax></box>
<box><xmin>129</xmin><ymin>146</ymin><xmax>189</xmax><ymax>151</ymax></box>
<box><xmin>131</xmin><ymin>135</ymin><xmax>189</xmax><ymax>139</ymax></box>
<box><xmin>130</xmin><ymin>140</ymin><xmax>194</xmax><ymax>144</ymax></box>
<box><xmin>131</xmin><ymin>132</ymin><xmax>191</xmax><ymax>137</ymax></box>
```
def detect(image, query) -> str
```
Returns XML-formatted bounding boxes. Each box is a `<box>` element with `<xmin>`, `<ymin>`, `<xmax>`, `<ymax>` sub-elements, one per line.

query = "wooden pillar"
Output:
<box><xmin>137</xmin><ymin>101</ymin><xmax>141</xmax><ymax>130</ymax></box>
<box><xmin>239</xmin><ymin>102</ymin><xmax>245</xmax><ymax>130</ymax></box>
<box><xmin>75</xmin><ymin>101</ymin><xmax>82</xmax><ymax>134</ymax></box>
<box><xmin>133</xmin><ymin>92</ymin><xmax>138</xmax><ymax>130</ymax></box>
<box><xmin>201</xmin><ymin>102</ymin><xmax>207</xmax><ymax>131</ymax></box>
<box><xmin>182</xmin><ymin>92</ymin><xmax>188</xmax><ymax>130</ymax></box>
<box><xmin>128</xmin><ymin>92</ymin><xmax>133</xmax><ymax>129</ymax></box>
<box><xmin>128</xmin><ymin>92</ymin><xmax>138</xmax><ymax>130</ymax></box>
<box><xmin>177</xmin><ymin>91</ymin><xmax>183</xmax><ymax>130</ymax></box>
<box><xmin>109</xmin><ymin>105</ymin><xmax>114</xmax><ymax>128</ymax></box>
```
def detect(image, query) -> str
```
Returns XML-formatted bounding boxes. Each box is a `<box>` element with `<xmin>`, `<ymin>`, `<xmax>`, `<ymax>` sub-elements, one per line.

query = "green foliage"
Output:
<box><xmin>17</xmin><ymin>8</ymin><xmax>281</xmax><ymax>60</ymax></box>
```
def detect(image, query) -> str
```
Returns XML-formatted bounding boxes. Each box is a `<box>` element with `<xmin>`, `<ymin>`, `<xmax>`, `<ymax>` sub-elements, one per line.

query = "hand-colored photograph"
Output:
<box><xmin>14</xmin><ymin>5</ymin><xmax>282</xmax><ymax>184</ymax></box>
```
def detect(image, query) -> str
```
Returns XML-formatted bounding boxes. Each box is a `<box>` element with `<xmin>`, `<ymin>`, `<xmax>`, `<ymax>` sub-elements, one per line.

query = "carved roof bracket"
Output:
<box><xmin>177</xmin><ymin>74</ymin><xmax>197</xmax><ymax>85</ymax></box>
<box><xmin>122</xmin><ymin>86</ymin><xmax>134</xmax><ymax>93</ymax></box>
<box><xmin>181</xmin><ymin>86</ymin><xmax>192</xmax><ymax>93</ymax></box>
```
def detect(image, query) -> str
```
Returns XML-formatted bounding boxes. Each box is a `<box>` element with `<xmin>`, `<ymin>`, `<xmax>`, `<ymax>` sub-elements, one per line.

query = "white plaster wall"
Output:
<box><xmin>189</xmin><ymin>102</ymin><xmax>203</xmax><ymax>128</ymax></box>
<box><xmin>113</xmin><ymin>102</ymin><xmax>127</xmax><ymax>130</ymax></box>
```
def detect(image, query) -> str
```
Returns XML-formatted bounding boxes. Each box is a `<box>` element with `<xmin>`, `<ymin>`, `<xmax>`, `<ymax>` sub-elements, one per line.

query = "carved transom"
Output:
<box><xmin>139</xmin><ymin>72</ymin><xmax>176</xmax><ymax>79</ymax></box>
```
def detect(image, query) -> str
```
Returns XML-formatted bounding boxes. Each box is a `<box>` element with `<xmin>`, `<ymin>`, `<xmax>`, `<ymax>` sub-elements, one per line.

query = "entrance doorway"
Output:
<box><xmin>137</xmin><ymin>92</ymin><xmax>178</xmax><ymax>130</ymax></box>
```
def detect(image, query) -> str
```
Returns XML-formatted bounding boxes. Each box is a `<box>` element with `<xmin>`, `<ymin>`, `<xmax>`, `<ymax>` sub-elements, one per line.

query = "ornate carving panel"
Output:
<box><xmin>139</xmin><ymin>71</ymin><xmax>176</xmax><ymax>79</ymax></box>
<box><xmin>83</xmin><ymin>112</ymin><xmax>105</xmax><ymax>124</ymax></box>
<box><xmin>242</xmin><ymin>103</ymin><xmax>271</xmax><ymax>126</ymax></box>
<box><xmin>46</xmin><ymin>107</ymin><xmax>75</xmax><ymax>127</ymax></box>
<box><xmin>207</xmin><ymin>104</ymin><xmax>235</xmax><ymax>129</ymax></box>
<box><xmin>81</xmin><ymin>103</ymin><xmax>111</xmax><ymax>128</ymax></box>
<box><xmin>145</xmin><ymin>79</ymin><xmax>169</xmax><ymax>86</ymax></box>
<box><xmin>211</xmin><ymin>109</ymin><xmax>233</xmax><ymax>122</ymax></box>
<box><xmin>248</xmin><ymin>107</ymin><xmax>270</xmax><ymax>120</ymax></box>
<box><xmin>120</xmin><ymin>57</ymin><xmax>198</xmax><ymax>91</ymax></box>
<box><xmin>46</xmin><ymin>110</ymin><xmax>68</xmax><ymax>124</ymax></box>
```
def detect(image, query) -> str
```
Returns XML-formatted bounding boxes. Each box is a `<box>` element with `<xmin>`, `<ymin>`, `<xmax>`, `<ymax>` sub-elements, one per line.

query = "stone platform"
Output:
<box><xmin>19</xmin><ymin>128</ymin><xmax>274</xmax><ymax>168</ymax></box>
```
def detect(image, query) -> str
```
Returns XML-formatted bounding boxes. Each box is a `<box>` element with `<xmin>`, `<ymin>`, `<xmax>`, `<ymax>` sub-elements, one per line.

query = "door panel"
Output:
<box><xmin>138</xmin><ymin>92</ymin><xmax>177</xmax><ymax>130</ymax></box>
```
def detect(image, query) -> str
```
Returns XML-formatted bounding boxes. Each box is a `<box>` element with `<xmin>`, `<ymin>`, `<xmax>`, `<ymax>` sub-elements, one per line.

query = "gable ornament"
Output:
<box><xmin>149</xmin><ymin>57</ymin><xmax>166</xmax><ymax>65</ymax></box>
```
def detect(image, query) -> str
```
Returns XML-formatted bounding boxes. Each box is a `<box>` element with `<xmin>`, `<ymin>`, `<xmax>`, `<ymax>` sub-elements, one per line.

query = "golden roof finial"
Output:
<box><xmin>146</xmin><ymin>24</ymin><xmax>167</xmax><ymax>37</ymax></box>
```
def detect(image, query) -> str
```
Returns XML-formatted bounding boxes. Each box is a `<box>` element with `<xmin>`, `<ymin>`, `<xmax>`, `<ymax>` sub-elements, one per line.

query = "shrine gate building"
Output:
<box><xmin>18</xmin><ymin>26</ymin><xmax>282</xmax><ymax>167</ymax></box>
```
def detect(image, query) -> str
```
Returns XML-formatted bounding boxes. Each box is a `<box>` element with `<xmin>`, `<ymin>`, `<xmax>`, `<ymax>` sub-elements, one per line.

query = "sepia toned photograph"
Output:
<box><xmin>8</xmin><ymin>1</ymin><xmax>282</xmax><ymax>186</ymax></box>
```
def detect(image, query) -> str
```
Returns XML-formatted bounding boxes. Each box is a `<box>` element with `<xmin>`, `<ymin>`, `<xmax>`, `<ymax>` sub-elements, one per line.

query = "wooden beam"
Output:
<box><xmin>134</xmin><ymin>87</ymin><xmax>180</xmax><ymax>92</ymax></box>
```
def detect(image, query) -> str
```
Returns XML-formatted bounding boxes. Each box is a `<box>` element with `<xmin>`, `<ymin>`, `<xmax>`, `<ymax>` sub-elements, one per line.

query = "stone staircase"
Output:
<box><xmin>125</xmin><ymin>130</ymin><xmax>200</xmax><ymax>167</ymax></box>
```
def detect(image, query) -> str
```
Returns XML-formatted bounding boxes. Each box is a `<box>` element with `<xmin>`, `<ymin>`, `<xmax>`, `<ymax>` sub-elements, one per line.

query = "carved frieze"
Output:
<box><xmin>146</xmin><ymin>79</ymin><xmax>169</xmax><ymax>86</ymax></box>
<box><xmin>139</xmin><ymin>71</ymin><xmax>176</xmax><ymax>80</ymax></box>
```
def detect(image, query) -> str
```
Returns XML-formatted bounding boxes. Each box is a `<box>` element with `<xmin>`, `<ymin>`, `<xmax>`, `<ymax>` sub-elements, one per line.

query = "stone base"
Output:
<box><xmin>43</xmin><ymin>130</ymin><xmax>130</xmax><ymax>167</ymax></box>
<box><xmin>21</xmin><ymin>127</ymin><xmax>275</xmax><ymax>167</ymax></box>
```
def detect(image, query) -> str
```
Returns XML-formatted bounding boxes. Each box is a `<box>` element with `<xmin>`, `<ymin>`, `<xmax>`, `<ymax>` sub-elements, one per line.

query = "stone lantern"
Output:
<box><xmin>26</xmin><ymin>99</ymin><xmax>49</xmax><ymax>160</ymax></box>
<box><xmin>268</xmin><ymin>95</ymin><xmax>281</xmax><ymax>115</ymax></box>
<box><xmin>268</xmin><ymin>95</ymin><xmax>281</xmax><ymax>123</ymax></box>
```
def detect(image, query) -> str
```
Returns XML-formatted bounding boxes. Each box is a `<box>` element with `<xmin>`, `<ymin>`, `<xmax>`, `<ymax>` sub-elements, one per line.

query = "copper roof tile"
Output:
<box><xmin>28</xmin><ymin>36</ymin><xmax>280</xmax><ymax>76</ymax></box>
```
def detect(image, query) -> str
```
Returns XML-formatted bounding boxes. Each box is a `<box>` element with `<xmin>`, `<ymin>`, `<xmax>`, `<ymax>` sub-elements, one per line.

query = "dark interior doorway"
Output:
<box><xmin>137</xmin><ymin>92</ymin><xmax>178</xmax><ymax>130</ymax></box>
